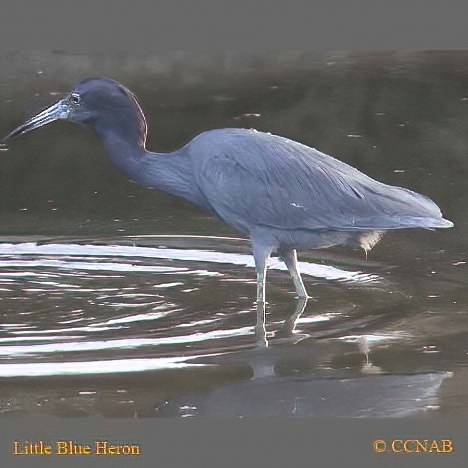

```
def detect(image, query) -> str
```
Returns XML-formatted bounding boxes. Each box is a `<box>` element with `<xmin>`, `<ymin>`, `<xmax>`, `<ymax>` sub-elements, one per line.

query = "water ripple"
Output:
<box><xmin>0</xmin><ymin>239</ymin><xmax>387</xmax><ymax>379</ymax></box>
<box><xmin>0</xmin><ymin>326</ymin><xmax>253</xmax><ymax>356</ymax></box>
<box><xmin>0</xmin><ymin>242</ymin><xmax>380</xmax><ymax>283</ymax></box>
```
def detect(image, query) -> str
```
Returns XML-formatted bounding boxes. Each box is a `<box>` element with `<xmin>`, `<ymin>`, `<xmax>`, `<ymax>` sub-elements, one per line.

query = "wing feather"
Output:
<box><xmin>190</xmin><ymin>129</ymin><xmax>450</xmax><ymax>233</ymax></box>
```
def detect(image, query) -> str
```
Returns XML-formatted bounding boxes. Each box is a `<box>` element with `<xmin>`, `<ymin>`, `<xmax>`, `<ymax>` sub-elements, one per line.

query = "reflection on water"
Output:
<box><xmin>0</xmin><ymin>236</ymin><xmax>385</xmax><ymax>372</ymax></box>
<box><xmin>0</xmin><ymin>50</ymin><xmax>467</xmax><ymax>417</ymax></box>
<box><xmin>0</xmin><ymin>234</ymin><xmax>463</xmax><ymax>417</ymax></box>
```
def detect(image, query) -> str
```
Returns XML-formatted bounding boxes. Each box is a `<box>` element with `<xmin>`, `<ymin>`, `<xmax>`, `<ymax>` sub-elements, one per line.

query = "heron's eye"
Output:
<box><xmin>69</xmin><ymin>93</ymin><xmax>81</xmax><ymax>104</ymax></box>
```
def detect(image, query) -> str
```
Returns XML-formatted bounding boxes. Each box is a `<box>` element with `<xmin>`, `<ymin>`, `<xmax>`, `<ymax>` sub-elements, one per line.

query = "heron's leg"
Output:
<box><xmin>255</xmin><ymin>301</ymin><xmax>268</xmax><ymax>348</ymax></box>
<box><xmin>253</xmin><ymin>244</ymin><xmax>273</xmax><ymax>348</ymax></box>
<box><xmin>278</xmin><ymin>249</ymin><xmax>309</xmax><ymax>299</ymax></box>
<box><xmin>252</xmin><ymin>244</ymin><xmax>273</xmax><ymax>304</ymax></box>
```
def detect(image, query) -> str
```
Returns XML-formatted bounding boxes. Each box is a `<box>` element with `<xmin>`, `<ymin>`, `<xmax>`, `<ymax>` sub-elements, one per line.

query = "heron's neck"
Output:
<box><xmin>100</xmin><ymin>131</ymin><xmax>206</xmax><ymax>207</ymax></box>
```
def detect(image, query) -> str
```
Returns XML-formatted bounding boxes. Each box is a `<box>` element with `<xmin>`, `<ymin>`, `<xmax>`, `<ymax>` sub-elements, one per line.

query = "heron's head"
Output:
<box><xmin>4</xmin><ymin>77</ymin><xmax>147</xmax><ymax>147</ymax></box>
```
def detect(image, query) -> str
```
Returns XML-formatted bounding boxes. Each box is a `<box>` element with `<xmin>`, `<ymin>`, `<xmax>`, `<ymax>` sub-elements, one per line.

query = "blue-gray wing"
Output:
<box><xmin>190</xmin><ymin>129</ymin><xmax>450</xmax><ymax>233</ymax></box>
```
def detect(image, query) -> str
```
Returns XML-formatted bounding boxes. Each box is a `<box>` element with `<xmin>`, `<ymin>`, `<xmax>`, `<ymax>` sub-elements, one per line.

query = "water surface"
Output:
<box><xmin>0</xmin><ymin>50</ymin><xmax>466</xmax><ymax>417</ymax></box>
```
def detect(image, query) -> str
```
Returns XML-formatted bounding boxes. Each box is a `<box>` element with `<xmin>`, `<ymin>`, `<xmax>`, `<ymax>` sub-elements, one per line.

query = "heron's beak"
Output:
<box><xmin>3</xmin><ymin>99</ymin><xmax>69</xmax><ymax>141</ymax></box>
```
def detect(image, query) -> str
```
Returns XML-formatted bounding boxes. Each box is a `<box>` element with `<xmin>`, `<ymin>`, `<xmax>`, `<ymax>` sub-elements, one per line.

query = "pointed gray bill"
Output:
<box><xmin>3</xmin><ymin>99</ymin><xmax>69</xmax><ymax>142</ymax></box>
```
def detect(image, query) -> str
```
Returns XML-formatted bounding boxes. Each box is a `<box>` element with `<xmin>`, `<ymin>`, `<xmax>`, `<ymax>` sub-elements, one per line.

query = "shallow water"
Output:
<box><xmin>0</xmin><ymin>50</ymin><xmax>466</xmax><ymax>417</ymax></box>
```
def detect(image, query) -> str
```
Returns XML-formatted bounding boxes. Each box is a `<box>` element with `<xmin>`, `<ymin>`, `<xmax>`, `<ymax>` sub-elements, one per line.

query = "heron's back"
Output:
<box><xmin>188</xmin><ymin>129</ymin><xmax>452</xmax><ymax>239</ymax></box>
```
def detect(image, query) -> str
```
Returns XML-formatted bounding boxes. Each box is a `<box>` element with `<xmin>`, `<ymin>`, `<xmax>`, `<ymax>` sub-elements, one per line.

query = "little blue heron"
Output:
<box><xmin>4</xmin><ymin>77</ymin><xmax>453</xmax><ymax>305</ymax></box>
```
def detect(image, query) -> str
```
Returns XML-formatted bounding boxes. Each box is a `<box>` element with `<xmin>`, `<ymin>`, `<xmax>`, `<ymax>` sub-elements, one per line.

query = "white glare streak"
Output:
<box><xmin>0</xmin><ymin>242</ymin><xmax>379</xmax><ymax>283</ymax></box>
<box><xmin>0</xmin><ymin>357</ymin><xmax>208</xmax><ymax>377</ymax></box>
<box><xmin>0</xmin><ymin>326</ymin><xmax>253</xmax><ymax>355</ymax></box>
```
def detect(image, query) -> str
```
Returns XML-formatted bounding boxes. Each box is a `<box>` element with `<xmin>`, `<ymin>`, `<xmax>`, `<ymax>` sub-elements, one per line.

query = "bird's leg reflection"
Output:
<box><xmin>256</xmin><ymin>295</ymin><xmax>309</xmax><ymax>346</ymax></box>
<box><xmin>359</xmin><ymin>335</ymin><xmax>370</xmax><ymax>366</ymax></box>
<box><xmin>277</xmin><ymin>296</ymin><xmax>309</xmax><ymax>338</ymax></box>
<box><xmin>255</xmin><ymin>300</ymin><xmax>268</xmax><ymax>348</ymax></box>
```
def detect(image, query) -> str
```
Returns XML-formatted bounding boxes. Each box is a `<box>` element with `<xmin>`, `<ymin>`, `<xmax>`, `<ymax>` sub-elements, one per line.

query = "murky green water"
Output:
<box><xmin>0</xmin><ymin>50</ymin><xmax>466</xmax><ymax>417</ymax></box>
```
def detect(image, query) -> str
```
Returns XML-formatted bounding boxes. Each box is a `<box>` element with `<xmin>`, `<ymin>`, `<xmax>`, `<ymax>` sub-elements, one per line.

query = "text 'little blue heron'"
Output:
<box><xmin>4</xmin><ymin>77</ymin><xmax>453</xmax><ymax>305</ymax></box>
